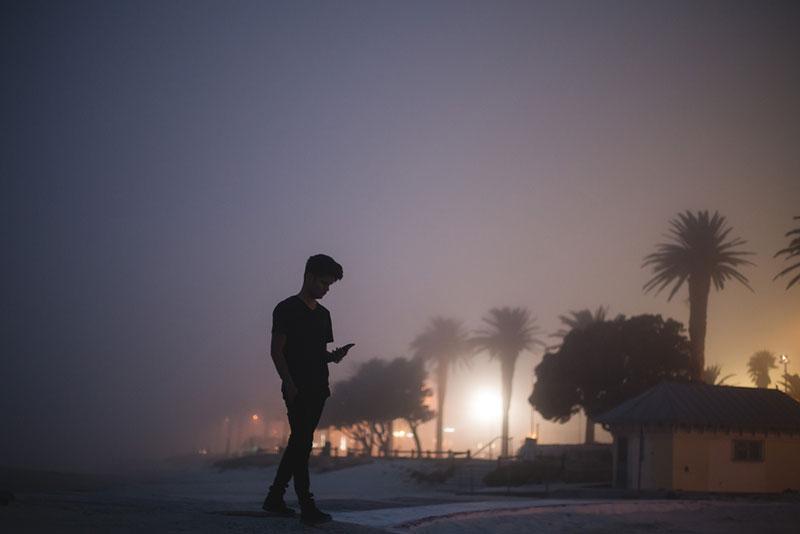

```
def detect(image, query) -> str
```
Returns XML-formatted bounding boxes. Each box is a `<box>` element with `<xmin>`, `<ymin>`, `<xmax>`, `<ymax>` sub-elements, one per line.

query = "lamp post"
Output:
<box><xmin>779</xmin><ymin>354</ymin><xmax>790</xmax><ymax>392</ymax></box>
<box><xmin>224</xmin><ymin>416</ymin><xmax>231</xmax><ymax>456</ymax></box>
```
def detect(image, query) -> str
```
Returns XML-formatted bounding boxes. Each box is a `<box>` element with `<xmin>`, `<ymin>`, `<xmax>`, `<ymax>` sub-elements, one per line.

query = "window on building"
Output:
<box><xmin>732</xmin><ymin>439</ymin><xmax>764</xmax><ymax>462</ymax></box>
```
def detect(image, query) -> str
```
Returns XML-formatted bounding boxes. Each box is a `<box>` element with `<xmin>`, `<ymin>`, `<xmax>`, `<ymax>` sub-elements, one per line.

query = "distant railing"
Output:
<box><xmin>472</xmin><ymin>436</ymin><xmax>515</xmax><ymax>459</ymax></box>
<box><xmin>309</xmin><ymin>446</ymin><xmax>471</xmax><ymax>459</ymax></box>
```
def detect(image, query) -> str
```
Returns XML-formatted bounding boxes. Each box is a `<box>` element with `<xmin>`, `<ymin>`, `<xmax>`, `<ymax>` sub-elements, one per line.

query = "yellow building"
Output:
<box><xmin>595</xmin><ymin>382</ymin><xmax>800</xmax><ymax>493</ymax></box>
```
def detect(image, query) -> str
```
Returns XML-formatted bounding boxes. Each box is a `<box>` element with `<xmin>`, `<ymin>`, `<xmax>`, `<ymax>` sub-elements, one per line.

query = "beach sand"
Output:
<box><xmin>2</xmin><ymin>461</ymin><xmax>798</xmax><ymax>533</ymax></box>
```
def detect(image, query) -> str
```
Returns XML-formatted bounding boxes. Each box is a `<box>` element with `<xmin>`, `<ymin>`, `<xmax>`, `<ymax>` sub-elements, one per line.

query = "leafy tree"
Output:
<box><xmin>774</xmin><ymin>215</ymin><xmax>800</xmax><ymax>290</ymax></box>
<box><xmin>388</xmin><ymin>357</ymin><xmax>435</xmax><ymax>455</ymax></box>
<box><xmin>550</xmin><ymin>306</ymin><xmax>612</xmax><ymax>443</ymax></box>
<box><xmin>321</xmin><ymin>367</ymin><xmax>376</xmax><ymax>454</ymax></box>
<box><xmin>411</xmin><ymin>317</ymin><xmax>472</xmax><ymax>455</ymax></box>
<box><xmin>473</xmin><ymin>307</ymin><xmax>545</xmax><ymax>457</ymax></box>
<box><xmin>321</xmin><ymin>357</ymin><xmax>434</xmax><ymax>456</ymax></box>
<box><xmin>782</xmin><ymin>373</ymin><xmax>800</xmax><ymax>403</ymax></box>
<box><xmin>747</xmin><ymin>350</ymin><xmax>777</xmax><ymax>389</ymax></box>
<box><xmin>643</xmin><ymin>210</ymin><xmax>754</xmax><ymax>381</ymax></box>
<box><xmin>702</xmin><ymin>364</ymin><xmax>735</xmax><ymax>385</ymax></box>
<box><xmin>530</xmin><ymin>314</ymin><xmax>692</xmax><ymax>426</ymax></box>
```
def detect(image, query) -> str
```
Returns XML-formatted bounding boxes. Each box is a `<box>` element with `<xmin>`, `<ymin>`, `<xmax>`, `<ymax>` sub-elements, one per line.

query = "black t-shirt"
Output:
<box><xmin>272</xmin><ymin>295</ymin><xmax>334</xmax><ymax>397</ymax></box>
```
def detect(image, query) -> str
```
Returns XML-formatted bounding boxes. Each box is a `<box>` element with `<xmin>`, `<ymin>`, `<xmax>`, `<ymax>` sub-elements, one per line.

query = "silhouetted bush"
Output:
<box><xmin>483</xmin><ymin>458</ymin><xmax>561</xmax><ymax>486</ymax></box>
<box><xmin>483</xmin><ymin>448</ymin><xmax>612</xmax><ymax>487</ymax></box>
<box><xmin>408</xmin><ymin>462</ymin><xmax>457</xmax><ymax>484</ymax></box>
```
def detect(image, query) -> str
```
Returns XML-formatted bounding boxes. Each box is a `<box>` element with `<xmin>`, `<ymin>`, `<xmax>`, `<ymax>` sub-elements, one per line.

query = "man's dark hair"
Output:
<box><xmin>305</xmin><ymin>254</ymin><xmax>343</xmax><ymax>280</ymax></box>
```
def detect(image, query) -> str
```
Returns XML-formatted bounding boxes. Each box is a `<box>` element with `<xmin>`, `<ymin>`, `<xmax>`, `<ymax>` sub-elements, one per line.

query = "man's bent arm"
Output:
<box><xmin>270</xmin><ymin>333</ymin><xmax>295</xmax><ymax>388</ymax></box>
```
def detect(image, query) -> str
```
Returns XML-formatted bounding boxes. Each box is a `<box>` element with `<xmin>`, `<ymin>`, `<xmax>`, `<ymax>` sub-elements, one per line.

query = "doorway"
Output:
<box><xmin>615</xmin><ymin>436</ymin><xmax>628</xmax><ymax>488</ymax></box>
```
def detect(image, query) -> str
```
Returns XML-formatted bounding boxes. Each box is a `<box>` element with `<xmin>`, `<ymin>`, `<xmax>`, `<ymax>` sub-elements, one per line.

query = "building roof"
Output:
<box><xmin>594</xmin><ymin>381</ymin><xmax>800</xmax><ymax>432</ymax></box>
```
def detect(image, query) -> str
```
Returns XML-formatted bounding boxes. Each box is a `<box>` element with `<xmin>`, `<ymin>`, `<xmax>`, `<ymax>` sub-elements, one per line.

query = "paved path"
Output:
<box><xmin>334</xmin><ymin>498</ymin><xmax>607</xmax><ymax>531</ymax></box>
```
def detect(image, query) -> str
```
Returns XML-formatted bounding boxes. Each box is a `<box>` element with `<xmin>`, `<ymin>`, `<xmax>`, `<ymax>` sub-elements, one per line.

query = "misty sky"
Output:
<box><xmin>4</xmin><ymin>1</ymin><xmax>799</xmax><ymax>472</ymax></box>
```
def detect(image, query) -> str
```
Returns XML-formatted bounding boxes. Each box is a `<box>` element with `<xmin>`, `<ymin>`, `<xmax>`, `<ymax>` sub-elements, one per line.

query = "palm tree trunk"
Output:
<box><xmin>436</xmin><ymin>360</ymin><xmax>448</xmax><ymax>457</ymax></box>
<box><xmin>584</xmin><ymin>412</ymin><xmax>595</xmax><ymax>444</ymax></box>
<box><xmin>688</xmin><ymin>275</ymin><xmax>711</xmax><ymax>381</ymax></box>
<box><xmin>500</xmin><ymin>356</ymin><xmax>516</xmax><ymax>457</ymax></box>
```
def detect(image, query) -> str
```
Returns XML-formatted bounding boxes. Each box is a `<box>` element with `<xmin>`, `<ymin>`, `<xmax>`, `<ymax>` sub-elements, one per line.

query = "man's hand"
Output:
<box><xmin>330</xmin><ymin>343</ymin><xmax>355</xmax><ymax>363</ymax></box>
<box><xmin>283</xmin><ymin>381</ymin><xmax>299</xmax><ymax>405</ymax></box>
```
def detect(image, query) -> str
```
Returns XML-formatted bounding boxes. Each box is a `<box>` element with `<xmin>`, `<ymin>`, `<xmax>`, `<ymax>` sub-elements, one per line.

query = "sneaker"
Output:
<box><xmin>262</xmin><ymin>494</ymin><xmax>296</xmax><ymax>517</ymax></box>
<box><xmin>299</xmin><ymin>495</ymin><xmax>332</xmax><ymax>524</ymax></box>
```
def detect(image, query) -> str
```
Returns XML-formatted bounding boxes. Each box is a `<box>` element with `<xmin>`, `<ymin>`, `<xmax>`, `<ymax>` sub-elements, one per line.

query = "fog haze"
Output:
<box><xmin>4</xmin><ymin>1</ymin><xmax>798</xmax><ymax>472</ymax></box>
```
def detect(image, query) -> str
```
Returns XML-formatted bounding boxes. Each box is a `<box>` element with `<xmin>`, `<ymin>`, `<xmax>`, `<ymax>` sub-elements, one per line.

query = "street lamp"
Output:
<box><xmin>779</xmin><ymin>354</ymin><xmax>790</xmax><ymax>392</ymax></box>
<box><xmin>224</xmin><ymin>416</ymin><xmax>231</xmax><ymax>456</ymax></box>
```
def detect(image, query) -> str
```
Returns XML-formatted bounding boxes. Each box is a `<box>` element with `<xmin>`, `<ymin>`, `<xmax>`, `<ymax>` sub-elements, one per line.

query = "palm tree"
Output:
<box><xmin>774</xmin><ymin>215</ymin><xmax>800</xmax><ymax>290</ymax></box>
<box><xmin>551</xmin><ymin>306</ymin><xmax>609</xmax><ymax>443</ymax></box>
<box><xmin>410</xmin><ymin>317</ymin><xmax>472</xmax><ymax>456</ymax></box>
<box><xmin>702</xmin><ymin>364</ymin><xmax>735</xmax><ymax>386</ymax></box>
<box><xmin>473</xmin><ymin>307</ymin><xmax>545</xmax><ymax>457</ymax></box>
<box><xmin>643</xmin><ymin>210</ymin><xmax>754</xmax><ymax>381</ymax></box>
<box><xmin>552</xmin><ymin>306</ymin><xmax>609</xmax><ymax>342</ymax></box>
<box><xmin>747</xmin><ymin>350</ymin><xmax>777</xmax><ymax>388</ymax></box>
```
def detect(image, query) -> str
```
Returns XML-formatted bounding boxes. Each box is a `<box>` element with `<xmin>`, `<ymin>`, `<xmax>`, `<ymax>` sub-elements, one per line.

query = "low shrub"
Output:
<box><xmin>483</xmin><ymin>457</ymin><xmax>562</xmax><ymax>487</ymax></box>
<box><xmin>408</xmin><ymin>462</ymin><xmax>457</xmax><ymax>484</ymax></box>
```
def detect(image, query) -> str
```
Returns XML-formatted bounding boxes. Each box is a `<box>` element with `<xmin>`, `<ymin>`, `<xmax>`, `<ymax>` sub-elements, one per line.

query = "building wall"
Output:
<box><xmin>611</xmin><ymin>426</ymin><xmax>800</xmax><ymax>492</ymax></box>
<box><xmin>763</xmin><ymin>434</ymin><xmax>800</xmax><ymax>492</ymax></box>
<box><xmin>673</xmin><ymin>429</ymin><xmax>750</xmax><ymax>491</ymax></box>
<box><xmin>671</xmin><ymin>429</ymin><xmax>800</xmax><ymax>492</ymax></box>
<box><xmin>672</xmin><ymin>429</ymin><xmax>716</xmax><ymax>491</ymax></box>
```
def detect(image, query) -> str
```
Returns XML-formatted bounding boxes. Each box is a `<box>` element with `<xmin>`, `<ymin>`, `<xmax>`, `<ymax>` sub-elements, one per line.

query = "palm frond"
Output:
<box><xmin>473</xmin><ymin>307</ymin><xmax>545</xmax><ymax>361</ymax></box>
<box><xmin>552</xmin><ymin>306</ymin><xmax>609</xmax><ymax>339</ymax></box>
<box><xmin>642</xmin><ymin>210</ymin><xmax>754</xmax><ymax>300</ymax></box>
<box><xmin>747</xmin><ymin>350</ymin><xmax>777</xmax><ymax>388</ymax></box>
<box><xmin>774</xmin><ymin>216</ymin><xmax>800</xmax><ymax>290</ymax></box>
<box><xmin>410</xmin><ymin>317</ymin><xmax>473</xmax><ymax>373</ymax></box>
<box><xmin>702</xmin><ymin>364</ymin><xmax>735</xmax><ymax>386</ymax></box>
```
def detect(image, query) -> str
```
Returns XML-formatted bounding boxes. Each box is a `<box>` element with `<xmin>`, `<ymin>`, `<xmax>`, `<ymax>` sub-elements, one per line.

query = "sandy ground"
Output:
<box><xmin>2</xmin><ymin>493</ymin><xmax>387</xmax><ymax>533</ymax></box>
<box><xmin>2</xmin><ymin>461</ymin><xmax>799</xmax><ymax>533</ymax></box>
<box><xmin>0</xmin><ymin>460</ymin><xmax>466</xmax><ymax>533</ymax></box>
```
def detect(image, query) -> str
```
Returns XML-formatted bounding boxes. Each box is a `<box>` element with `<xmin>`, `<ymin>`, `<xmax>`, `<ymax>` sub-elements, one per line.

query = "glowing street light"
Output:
<box><xmin>251</xmin><ymin>414</ymin><xmax>260</xmax><ymax>421</ymax></box>
<box><xmin>470</xmin><ymin>389</ymin><xmax>502</xmax><ymax>422</ymax></box>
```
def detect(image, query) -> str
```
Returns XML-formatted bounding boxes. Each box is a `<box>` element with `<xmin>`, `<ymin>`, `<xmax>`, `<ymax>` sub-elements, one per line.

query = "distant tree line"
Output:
<box><xmin>315</xmin><ymin>211</ymin><xmax>798</xmax><ymax>454</ymax></box>
<box><xmin>319</xmin><ymin>357</ymin><xmax>433</xmax><ymax>456</ymax></box>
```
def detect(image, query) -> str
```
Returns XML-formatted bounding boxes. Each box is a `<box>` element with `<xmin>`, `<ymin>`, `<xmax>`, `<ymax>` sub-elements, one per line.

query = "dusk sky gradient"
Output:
<box><xmin>4</xmin><ymin>1</ymin><xmax>799</xmax><ymax>472</ymax></box>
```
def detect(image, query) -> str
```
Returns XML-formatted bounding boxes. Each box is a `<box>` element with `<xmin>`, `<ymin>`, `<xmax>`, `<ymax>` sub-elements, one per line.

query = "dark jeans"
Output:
<box><xmin>269</xmin><ymin>394</ymin><xmax>326</xmax><ymax>501</ymax></box>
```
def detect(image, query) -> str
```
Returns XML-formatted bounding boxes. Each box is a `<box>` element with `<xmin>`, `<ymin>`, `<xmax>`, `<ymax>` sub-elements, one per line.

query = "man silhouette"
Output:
<box><xmin>262</xmin><ymin>254</ymin><xmax>354</xmax><ymax>524</ymax></box>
